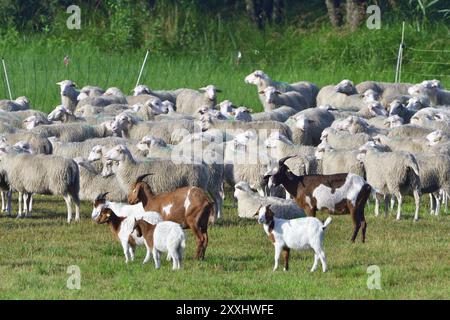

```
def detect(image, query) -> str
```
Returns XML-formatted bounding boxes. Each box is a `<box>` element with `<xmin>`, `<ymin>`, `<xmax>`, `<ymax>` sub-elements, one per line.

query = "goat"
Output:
<box><xmin>264</xmin><ymin>156</ymin><xmax>371</xmax><ymax>243</ymax></box>
<box><xmin>127</xmin><ymin>174</ymin><xmax>215</xmax><ymax>260</ymax></box>
<box><xmin>257</xmin><ymin>205</ymin><xmax>332</xmax><ymax>272</ymax></box>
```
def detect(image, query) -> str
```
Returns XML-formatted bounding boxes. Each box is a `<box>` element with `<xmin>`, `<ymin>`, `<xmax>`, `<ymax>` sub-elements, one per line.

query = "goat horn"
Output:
<box><xmin>253</xmin><ymin>205</ymin><xmax>263</xmax><ymax>217</ymax></box>
<box><xmin>136</xmin><ymin>173</ymin><xmax>153</xmax><ymax>183</ymax></box>
<box><xmin>278</xmin><ymin>155</ymin><xmax>296</xmax><ymax>166</ymax></box>
<box><xmin>95</xmin><ymin>192</ymin><xmax>109</xmax><ymax>201</ymax></box>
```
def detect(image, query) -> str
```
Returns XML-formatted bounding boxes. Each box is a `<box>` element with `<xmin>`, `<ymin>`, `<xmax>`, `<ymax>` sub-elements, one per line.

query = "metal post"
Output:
<box><xmin>2</xmin><ymin>57</ymin><xmax>12</xmax><ymax>100</ymax></box>
<box><xmin>136</xmin><ymin>50</ymin><xmax>150</xmax><ymax>88</ymax></box>
<box><xmin>395</xmin><ymin>21</ymin><xmax>405</xmax><ymax>83</ymax></box>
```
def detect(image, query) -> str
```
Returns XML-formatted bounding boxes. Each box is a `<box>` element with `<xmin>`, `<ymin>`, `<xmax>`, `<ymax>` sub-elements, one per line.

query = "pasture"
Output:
<box><xmin>0</xmin><ymin>191</ymin><xmax>448</xmax><ymax>299</ymax></box>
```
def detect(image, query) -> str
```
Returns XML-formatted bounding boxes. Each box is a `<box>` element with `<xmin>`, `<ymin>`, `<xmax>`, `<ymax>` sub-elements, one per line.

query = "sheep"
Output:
<box><xmin>57</xmin><ymin>80</ymin><xmax>79</xmax><ymax>113</ymax></box>
<box><xmin>320</xmin><ymin>127</ymin><xmax>372</xmax><ymax>150</ymax></box>
<box><xmin>74</xmin><ymin>104</ymin><xmax>129</xmax><ymax>117</ymax></box>
<box><xmin>387</xmin><ymin>124</ymin><xmax>434</xmax><ymax>139</ymax></box>
<box><xmin>367</xmin><ymin>115</ymin><xmax>403</xmax><ymax>130</ymax></box>
<box><xmin>244</xmin><ymin>70</ymin><xmax>319</xmax><ymax>110</ymax></box>
<box><xmin>175</xmin><ymin>85</ymin><xmax>221</xmax><ymax>115</ymax></box>
<box><xmin>264</xmin><ymin>156</ymin><xmax>371</xmax><ymax>242</ymax></box>
<box><xmin>410</xmin><ymin>107</ymin><xmax>450</xmax><ymax>132</ymax></box>
<box><xmin>0</xmin><ymin>152</ymin><xmax>80</xmax><ymax>222</ymax></box>
<box><xmin>112</xmin><ymin>113</ymin><xmax>197</xmax><ymax>143</ymax></box>
<box><xmin>128</xmin><ymin>174</ymin><xmax>214</xmax><ymax>260</ymax></box>
<box><xmin>251</xmin><ymin>106</ymin><xmax>298</xmax><ymax>122</ymax></box>
<box><xmin>134</xmin><ymin>218</ymin><xmax>186</xmax><ymax>269</ymax></box>
<box><xmin>260</xmin><ymin>86</ymin><xmax>309</xmax><ymax>112</ymax></box>
<box><xmin>232</xmin><ymin>107</ymin><xmax>253</xmax><ymax>122</ymax></box>
<box><xmin>130</xmin><ymin>84</ymin><xmax>183</xmax><ymax>104</ymax></box>
<box><xmin>409</xmin><ymin>83</ymin><xmax>450</xmax><ymax>106</ymax></box>
<box><xmin>198</xmin><ymin>113</ymin><xmax>293</xmax><ymax>141</ymax></box>
<box><xmin>0</xmin><ymin>110</ymin><xmax>48</xmax><ymax>129</ymax></box>
<box><xmin>357</xmin><ymin>147</ymin><xmax>421</xmax><ymax>220</ymax></box>
<box><xmin>30</xmin><ymin>122</ymin><xmax>113</xmax><ymax>142</ymax></box>
<box><xmin>131</xmin><ymin>98</ymin><xmax>167</xmax><ymax>121</ymax></box>
<box><xmin>356</xmin><ymin>81</ymin><xmax>413</xmax><ymax>97</ymax></box>
<box><xmin>372</xmin><ymin>134</ymin><xmax>430</xmax><ymax>154</ymax></box>
<box><xmin>389</xmin><ymin>100</ymin><xmax>416</xmax><ymax>123</ymax></box>
<box><xmin>233</xmin><ymin>181</ymin><xmax>305</xmax><ymax>219</ymax></box>
<box><xmin>76</xmin><ymin>85</ymin><xmax>105</xmax><ymax>102</ymax></box>
<box><xmin>285</xmin><ymin>107</ymin><xmax>335</xmax><ymax>145</ymax></box>
<box><xmin>0</xmin><ymin>96</ymin><xmax>30</xmax><ymax>111</ymax></box>
<box><xmin>101</xmin><ymin>145</ymin><xmax>208</xmax><ymax>195</ymax></box>
<box><xmin>257</xmin><ymin>205</ymin><xmax>332</xmax><ymax>272</ymax></box>
<box><xmin>73</xmin><ymin>157</ymin><xmax>128</xmax><ymax>202</ymax></box>
<box><xmin>21</xmin><ymin>115</ymin><xmax>52</xmax><ymax>129</ymax></box>
<box><xmin>356</xmin><ymin>101</ymin><xmax>388</xmax><ymax>119</ymax></box>
<box><xmin>316</xmin><ymin>81</ymin><xmax>364</xmax><ymax>111</ymax></box>
<box><xmin>405</xmin><ymin>96</ymin><xmax>430</xmax><ymax>111</ymax></box>
<box><xmin>315</xmin><ymin>147</ymin><xmax>365</xmax><ymax>178</ymax></box>
<box><xmin>0</xmin><ymin>132</ymin><xmax>53</xmax><ymax>154</ymax></box>
<box><xmin>76</xmin><ymin>87</ymin><xmax>128</xmax><ymax>108</ymax></box>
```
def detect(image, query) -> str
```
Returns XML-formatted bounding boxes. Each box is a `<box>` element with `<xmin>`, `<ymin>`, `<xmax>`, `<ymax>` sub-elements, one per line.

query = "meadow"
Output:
<box><xmin>0</xmin><ymin>191</ymin><xmax>448</xmax><ymax>299</ymax></box>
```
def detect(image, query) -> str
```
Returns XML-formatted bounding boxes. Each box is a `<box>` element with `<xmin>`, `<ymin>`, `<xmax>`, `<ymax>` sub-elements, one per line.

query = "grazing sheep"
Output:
<box><xmin>57</xmin><ymin>80</ymin><xmax>79</xmax><ymax>113</ymax></box>
<box><xmin>259</xmin><ymin>86</ymin><xmax>309</xmax><ymax>112</ymax></box>
<box><xmin>0</xmin><ymin>96</ymin><xmax>30</xmax><ymax>112</ymax></box>
<box><xmin>0</xmin><ymin>153</ymin><xmax>80</xmax><ymax>222</ymax></box>
<box><xmin>101</xmin><ymin>145</ymin><xmax>208</xmax><ymax>195</ymax></box>
<box><xmin>234</xmin><ymin>181</ymin><xmax>305</xmax><ymax>219</ymax></box>
<box><xmin>128</xmin><ymin>174</ymin><xmax>214</xmax><ymax>260</ymax></box>
<box><xmin>356</xmin><ymin>101</ymin><xmax>388</xmax><ymax>119</ymax></box>
<box><xmin>175</xmin><ymin>85</ymin><xmax>221</xmax><ymax>115</ymax></box>
<box><xmin>244</xmin><ymin>70</ymin><xmax>319</xmax><ymax>109</ymax></box>
<box><xmin>285</xmin><ymin>108</ymin><xmax>335</xmax><ymax>145</ymax></box>
<box><xmin>406</xmin><ymin>96</ymin><xmax>430</xmax><ymax>111</ymax></box>
<box><xmin>257</xmin><ymin>205</ymin><xmax>332</xmax><ymax>272</ymax></box>
<box><xmin>316</xmin><ymin>81</ymin><xmax>363</xmax><ymax>111</ymax></box>
<box><xmin>75</xmin><ymin>104</ymin><xmax>129</xmax><ymax>117</ymax></box>
<box><xmin>264</xmin><ymin>156</ymin><xmax>372</xmax><ymax>242</ymax></box>
<box><xmin>135</xmin><ymin>218</ymin><xmax>186</xmax><ymax>269</ymax></box>
<box><xmin>357</xmin><ymin>147</ymin><xmax>421</xmax><ymax>220</ymax></box>
<box><xmin>76</xmin><ymin>87</ymin><xmax>128</xmax><ymax>109</ymax></box>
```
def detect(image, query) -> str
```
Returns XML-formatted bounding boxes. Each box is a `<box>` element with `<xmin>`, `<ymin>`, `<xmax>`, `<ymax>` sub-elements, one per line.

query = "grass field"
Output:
<box><xmin>0</xmin><ymin>190</ymin><xmax>448</xmax><ymax>300</ymax></box>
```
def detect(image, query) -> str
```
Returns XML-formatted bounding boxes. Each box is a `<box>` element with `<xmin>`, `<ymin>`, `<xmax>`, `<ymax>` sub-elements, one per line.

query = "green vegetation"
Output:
<box><xmin>0</xmin><ymin>191</ymin><xmax>448</xmax><ymax>299</ymax></box>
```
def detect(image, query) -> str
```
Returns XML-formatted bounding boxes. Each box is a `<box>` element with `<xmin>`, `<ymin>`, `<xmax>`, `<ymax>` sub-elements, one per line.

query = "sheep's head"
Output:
<box><xmin>15</xmin><ymin>96</ymin><xmax>30</xmax><ymax>107</ymax></box>
<box><xmin>219</xmin><ymin>100</ymin><xmax>234</xmax><ymax>113</ymax></box>
<box><xmin>88</xmin><ymin>145</ymin><xmax>104</xmax><ymax>161</ymax></box>
<box><xmin>426</xmin><ymin>130</ymin><xmax>445</xmax><ymax>146</ymax></box>
<box><xmin>101</xmin><ymin>159</ymin><xmax>118</xmax><ymax>177</ymax></box>
<box><xmin>161</xmin><ymin>100</ymin><xmax>175</xmax><ymax>113</ymax></box>
<box><xmin>48</xmin><ymin>105</ymin><xmax>70</xmax><ymax>122</ymax></box>
<box><xmin>406</xmin><ymin>96</ymin><xmax>429</xmax><ymax>111</ymax></box>
<box><xmin>104</xmin><ymin>87</ymin><xmax>124</xmax><ymax>97</ymax></box>
<box><xmin>368</xmin><ymin>102</ymin><xmax>387</xmax><ymax>117</ymax></box>
<box><xmin>234</xmin><ymin>107</ymin><xmax>252</xmax><ymax>122</ymax></box>
<box><xmin>339</xmin><ymin>116</ymin><xmax>368</xmax><ymax>134</ymax></box>
<box><xmin>263</xmin><ymin>156</ymin><xmax>297</xmax><ymax>188</ymax></box>
<box><xmin>133</xmin><ymin>85</ymin><xmax>151</xmax><ymax>96</ymax></box>
<box><xmin>233</xmin><ymin>181</ymin><xmax>254</xmax><ymax>199</ymax></box>
<box><xmin>389</xmin><ymin>100</ymin><xmax>405</xmax><ymax>116</ymax></box>
<box><xmin>13</xmin><ymin>141</ymin><xmax>33</xmax><ymax>154</ymax></box>
<box><xmin>137</xmin><ymin>136</ymin><xmax>167</xmax><ymax>153</ymax></box>
<box><xmin>315</xmin><ymin>141</ymin><xmax>333</xmax><ymax>160</ymax></box>
<box><xmin>245</xmin><ymin>70</ymin><xmax>269</xmax><ymax>87</ymax></box>
<box><xmin>421</xmin><ymin>79</ymin><xmax>442</xmax><ymax>89</ymax></box>
<box><xmin>112</xmin><ymin>113</ymin><xmax>133</xmax><ymax>134</ymax></box>
<box><xmin>199</xmin><ymin>85</ymin><xmax>221</xmax><ymax>101</ymax></box>
<box><xmin>233</xmin><ymin>129</ymin><xmax>257</xmax><ymax>149</ymax></box>
<box><xmin>335</xmin><ymin>79</ymin><xmax>355</xmax><ymax>95</ymax></box>
<box><xmin>144</xmin><ymin>97</ymin><xmax>164</xmax><ymax>115</ymax></box>
<box><xmin>260</xmin><ymin>86</ymin><xmax>280</xmax><ymax>104</ymax></box>
<box><xmin>320</xmin><ymin>127</ymin><xmax>334</xmax><ymax>142</ymax></box>
<box><xmin>293</xmin><ymin>114</ymin><xmax>314</xmax><ymax>131</ymax></box>
<box><xmin>128</xmin><ymin>174</ymin><xmax>152</xmax><ymax>205</ymax></box>
<box><xmin>104</xmin><ymin>144</ymin><xmax>130</xmax><ymax>163</ymax></box>
<box><xmin>256</xmin><ymin>205</ymin><xmax>274</xmax><ymax>226</ymax></box>
<box><xmin>383</xmin><ymin>115</ymin><xmax>403</xmax><ymax>128</ymax></box>
<box><xmin>362</xmin><ymin>89</ymin><xmax>380</xmax><ymax>102</ymax></box>
<box><xmin>23</xmin><ymin>115</ymin><xmax>44</xmax><ymax>130</ymax></box>
<box><xmin>57</xmin><ymin>80</ymin><xmax>77</xmax><ymax>97</ymax></box>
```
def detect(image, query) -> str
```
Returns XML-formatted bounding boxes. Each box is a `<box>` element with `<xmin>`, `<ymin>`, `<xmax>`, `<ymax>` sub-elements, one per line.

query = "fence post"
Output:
<box><xmin>395</xmin><ymin>21</ymin><xmax>405</xmax><ymax>83</ymax></box>
<box><xmin>2</xmin><ymin>57</ymin><xmax>12</xmax><ymax>100</ymax></box>
<box><xmin>135</xmin><ymin>50</ymin><xmax>150</xmax><ymax>88</ymax></box>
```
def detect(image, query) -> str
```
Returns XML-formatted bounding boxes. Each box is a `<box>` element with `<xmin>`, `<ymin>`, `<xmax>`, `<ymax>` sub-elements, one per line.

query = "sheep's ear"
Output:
<box><xmin>199</xmin><ymin>87</ymin><xmax>207</xmax><ymax>92</ymax></box>
<box><xmin>215</xmin><ymin>89</ymin><xmax>222</xmax><ymax>93</ymax></box>
<box><xmin>72</xmin><ymin>82</ymin><xmax>77</xmax><ymax>87</ymax></box>
<box><xmin>258</xmin><ymin>90</ymin><xmax>265</xmax><ymax>95</ymax></box>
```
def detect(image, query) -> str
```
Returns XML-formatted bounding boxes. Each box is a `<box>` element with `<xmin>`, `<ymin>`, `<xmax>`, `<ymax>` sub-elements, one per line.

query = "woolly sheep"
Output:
<box><xmin>234</xmin><ymin>181</ymin><xmax>305</xmax><ymax>219</ymax></box>
<box><xmin>251</xmin><ymin>106</ymin><xmax>298</xmax><ymax>122</ymax></box>
<box><xmin>315</xmin><ymin>147</ymin><xmax>365</xmax><ymax>178</ymax></box>
<box><xmin>320</xmin><ymin>127</ymin><xmax>372</xmax><ymax>150</ymax></box>
<box><xmin>77</xmin><ymin>87</ymin><xmax>128</xmax><ymax>108</ymax></box>
<box><xmin>1</xmin><ymin>132</ymin><xmax>52</xmax><ymax>154</ymax></box>
<box><xmin>130</xmin><ymin>84</ymin><xmax>184</xmax><ymax>104</ymax></box>
<box><xmin>409</xmin><ymin>83</ymin><xmax>450</xmax><ymax>106</ymax></box>
<box><xmin>0</xmin><ymin>96</ymin><xmax>30</xmax><ymax>112</ymax></box>
<box><xmin>259</xmin><ymin>86</ymin><xmax>309</xmax><ymax>112</ymax></box>
<box><xmin>175</xmin><ymin>85</ymin><xmax>221</xmax><ymax>115</ymax></box>
<box><xmin>30</xmin><ymin>122</ymin><xmax>113</xmax><ymax>142</ymax></box>
<box><xmin>57</xmin><ymin>80</ymin><xmax>79</xmax><ymax>113</ymax></box>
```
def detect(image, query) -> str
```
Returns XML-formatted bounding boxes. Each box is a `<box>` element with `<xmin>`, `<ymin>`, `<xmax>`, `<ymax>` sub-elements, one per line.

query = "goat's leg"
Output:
<box><xmin>318</xmin><ymin>250</ymin><xmax>327</xmax><ymax>273</ymax></box>
<box><xmin>360</xmin><ymin>213</ymin><xmax>367</xmax><ymax>243</ymax></box>
<box><xmin>121</xmin><ymin>240</ymin><xmax>130</xmax><ymax>263</ymax></box>
<box><xmin>311</xmin><ymin>254</ymin><xmax>319</xmax><ymax>272</ymax></box>
<box><xmin>152</xmin><ymin>248</ymin><xmax>161</xmax><ymax>269</ymax></box>
<box><xmin>201</xmin><ymin>231</ymin><xmax>209</xmax><ymax>260</ymax></box>
<box><xmin>191</xmin><ymin>227</ymin><xmax>205</xmax><ymax>260</ymax></box>
<box><xmin>413</xmin><ymin>189</ymin><xmax>420</xmax><ymax>221</ymax></box>
<box><xmin>429</xmin><ymin>194</ymin><xmax>436</xmax><ymax>215</ymax></box>
<box><xmin>283</xmin><ymin>247</ymin><xmax>290</xmax><ymax>271</ymax></box>
<box><xmin>63</xmin><ymin>195</ymin><xmax>73</xmax><ymax>223</ymax></box>
<box><xmin>350</xmin><ymin>210</ymin><xmax>361</xmax><ymax>243</ymax></box>
<box><xmin>143</xmin><ymin>241</ymin><xmax>151</xmax><ymax>264</ymax></box>
<box><xmin>273</xmin><ymin>245</ymin><xmax>282</xmax><ymax>272</ymax></box>
<box><xmin>395</xmin><ymin>193</ymin><xmax>402</xmax><ymax>220</ymax></box>
<box><xmin>128</xmin><ymin>245</ymin><xmax>135</xmax><ymax>262</ymax></box>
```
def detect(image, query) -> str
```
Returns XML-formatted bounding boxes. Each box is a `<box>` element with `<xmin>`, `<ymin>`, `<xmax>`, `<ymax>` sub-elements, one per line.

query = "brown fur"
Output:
<box><xmin>128</xmin><ymin>180</ymin><xmax>214</xmax><ymax>260</ymax></box>
<box><xmin>267</xmin><ymin>157</ymin><xmax>370</xmax><ymax>243</ymax></box>
<box><xmin>134</xmin><ymin>219</ymin><xmax>156</xmax><ymax>249</ymax></box>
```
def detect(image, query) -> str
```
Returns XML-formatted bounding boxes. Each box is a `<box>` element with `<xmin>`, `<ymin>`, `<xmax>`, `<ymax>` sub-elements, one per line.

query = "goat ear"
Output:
<box><xmin>253</xmin><ymin>205</ymin><xmax>262</xmax><ymax>217</ymax></box>
<box><xmin>136</xmin><ymin>173</ymin><xmax>153</xmax><ymax>183</ymax></box>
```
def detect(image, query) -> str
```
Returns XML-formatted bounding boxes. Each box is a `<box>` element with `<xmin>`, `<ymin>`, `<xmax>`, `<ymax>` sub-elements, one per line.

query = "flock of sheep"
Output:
<box><xmin>0</xmin><ymin>70</ymin><xmax>449</xmax><ymax>271</ymax></box>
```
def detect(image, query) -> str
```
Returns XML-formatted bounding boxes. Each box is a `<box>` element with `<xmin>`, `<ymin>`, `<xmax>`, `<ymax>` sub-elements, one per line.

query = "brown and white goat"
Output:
<box><xmin>127</xmin><ymin>174</ymin><xmax>215</xmax><ymax>260</ymax></box>
<box><xmin>264</xmin><ymin>156</ymin><xmax>371</xmax><ymax>242</ymax></box>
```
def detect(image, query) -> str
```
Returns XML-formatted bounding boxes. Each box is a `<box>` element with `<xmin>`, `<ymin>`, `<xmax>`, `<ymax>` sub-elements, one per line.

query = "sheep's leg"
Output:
<box><xmin>413</xmin><ymin>190</ymin><xmax>420</xmax><ymax>221</ymax></box>
<box><xmin>273</xmin><ymin>245</ymin><xmax>282</xmax><ymax>272</ymax></box>
<box><xmin>152</xmin><ymin>248</ymin><xmax>161</xmax><ymax>269</ymax></box>
<box><xmin>432</xmin><ymin>192</ymin><xmax>440</xmax><ymax>216</ymax></box>
<box><xmin>444</xmin><ymin>191</ymin><xmax>449</xmax><ymax>215</ymax></box>
<box><xmin>73</xmin><ymin>195</ymin><xmax>80</xmax><ymax>222</ymax></box>
<box><xmin>24</xmin><ymin>193</ymin><xmax>32</xmax><ymax>217</ymax></box>
<box><xmin>143</xmin><ymin>241</ymin><xmax>152</xmax><ymax>264</ymax></box>
<box><xmin>28</xmin><ymin>194</ymin><xmax>33</xmax><ymax>213</ymax></box>
<box><xmin>63</xmin><ymin>195</ymin><xmax>73</xmax><ymax>223</ymax></box>
<box><xmin>17</xmin><ymin>192</ymin><xmax>23</xmax><ymax>218</ymax></box>
<box><xmin>384</xmin><ymin>195</ymin><xmax>390</xmax><ymax>218</ymax></box>
<box><xmin>283</xmin><ymin>247</ymin><xmax>290</xmax><ymax>271</ymax></box>
<box><xmin>390</xmin><ymin>197</ymin><xmax>395</xmax><ymax>212</ymax></box>
<box><xmin>1</xmin><ymin>191</ymin><xmax>5</xmax><ymax>212</ymax></box>
<box><xmin>395</xmin><ymin>193</ymin><xmax>402</xmax><ymax>220</ymax></box>
<box><xmin>6</xmin><ymin>189</ymin><xmax>12</xmax><ymax>216</ymax></box>
<box><xmin>374</xmin><ymin>195</ymin><xmax>380</xmax><ymax>217</ymax></box>
<box><xmin>310</xmin><ymin>254</ymin><xmax>319</xmax><ymax>272</ymax></box>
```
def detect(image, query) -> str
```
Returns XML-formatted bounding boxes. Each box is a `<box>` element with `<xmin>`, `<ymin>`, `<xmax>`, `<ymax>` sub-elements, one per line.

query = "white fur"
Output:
<box><xmin>257</xmin><ymin>206</ymin><xmax>331</xmax><ymax>272</ymax></box>
<box><xmin>148</xmin><ymin>221</ymin><xmax>186</xmax><ymax>270</ymax></box>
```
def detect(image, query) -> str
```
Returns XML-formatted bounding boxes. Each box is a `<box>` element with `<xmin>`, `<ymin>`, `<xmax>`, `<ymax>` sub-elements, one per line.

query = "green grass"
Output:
<box><xmin>0</xmin><ymin>191</ymin><xmax>448</xmax><ymax>299</ymax></box>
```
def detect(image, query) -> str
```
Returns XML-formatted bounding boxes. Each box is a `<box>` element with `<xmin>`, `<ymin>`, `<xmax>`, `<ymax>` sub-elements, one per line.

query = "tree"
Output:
<box><xmin>325</xmin><ymin>0</ymin><xmax>343</xmax><ymax>27</ymax></box>
<box><xmin>245</xmin><ymin>0</ymin><xmax>284</xmax><ymax>30</ymax></box>
<box><xmin>325</xmin><ymin>0</ymin><xmax>368</xmax><ymax>30</ymax></box>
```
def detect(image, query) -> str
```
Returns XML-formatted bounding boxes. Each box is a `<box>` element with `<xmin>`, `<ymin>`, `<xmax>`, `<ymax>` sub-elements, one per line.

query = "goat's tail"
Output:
<box><xmin>322</xmin><ymin>216</ymin><xmax>332</xmax><ymax>230</ymax></box>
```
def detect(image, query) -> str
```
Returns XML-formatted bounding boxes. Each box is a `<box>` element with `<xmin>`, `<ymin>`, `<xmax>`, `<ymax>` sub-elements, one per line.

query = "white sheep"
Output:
<box><xmin>260</xmin><ymin>86</ymin><xmax>309</xmax><ymax>112</ymax></box>
<box><xmin>176</xmin><ymin>85</ymin><xmax>221</xmax><ymax>115</ymax></box>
